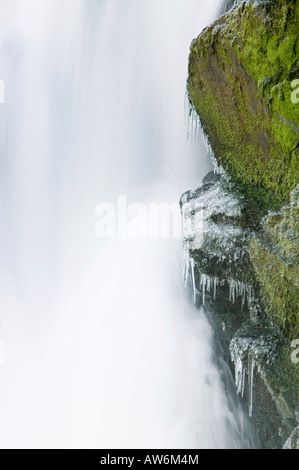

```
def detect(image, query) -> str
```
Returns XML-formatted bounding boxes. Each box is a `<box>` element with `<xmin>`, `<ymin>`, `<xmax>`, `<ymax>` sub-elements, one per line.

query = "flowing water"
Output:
<box><xmin>0</xmin><ymin>0</ymin><xmax>256</xmax><ymax>448</ymax></box>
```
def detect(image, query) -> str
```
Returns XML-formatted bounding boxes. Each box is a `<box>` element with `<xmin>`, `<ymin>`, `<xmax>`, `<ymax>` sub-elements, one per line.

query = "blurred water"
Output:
<box><xmin>0</xmin><ymin>0</ymin><xmax>255</xmax><ymax>448</ymax></box>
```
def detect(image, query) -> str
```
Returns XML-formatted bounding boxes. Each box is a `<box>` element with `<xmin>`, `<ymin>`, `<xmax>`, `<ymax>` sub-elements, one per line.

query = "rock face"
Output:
<box><xmin>188</xmin><ymin>0</ymin><xmax>299</xmax><ymax>209</ymax></box>
<box><xmin>250</xmin><ymin>186</ymin><xmax>299</xmax><ymax>338</ymax></box>
<box><xmin>223</xmin><ymin>0</ymin><xmax>261</xmax><ymax>14</ymax></box>
<box><xmin>184</xmin><ymin>0</ymin><xmax>299</xmax><ymax>449</ymax></box>
<box><xmin>181</xmin><ymin>173</ymin><xmax>299</xmax><ymax>449</ymax></box>
<box><xmin>187</xmin><ymin>0</ymin><xmax>299</xmax><ymax>339</ymax></box>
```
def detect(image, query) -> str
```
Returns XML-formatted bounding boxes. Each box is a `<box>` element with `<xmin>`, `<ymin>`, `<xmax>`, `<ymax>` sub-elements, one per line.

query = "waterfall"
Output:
<box><xmin>0</xmin><ymin>0</ymin><xmax>256</xmax><ymax>448</ymax></box>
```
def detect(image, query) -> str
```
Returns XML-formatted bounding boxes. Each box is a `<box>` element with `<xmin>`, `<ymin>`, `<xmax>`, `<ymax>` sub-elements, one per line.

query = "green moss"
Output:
<box><xmin>268</xmin><ymin>344</ymin><xmax>299</xmax><ymax>412</ymax></box>
<box><xmin>250</xmin><ymin>237</ymin><xmax>299</xmax><ymax>337</ymax></box>
<box><xmin>264</xmin><ymin>187</ymin><xmax>299</xmax><ymax>264</ymax></box>
<box><xmin>188</xmin><ymin>0</ymin><xmax>299</xmax><ymax>209</ymax></box>
<box><xmin>249</xmin><ymin>186</ymin><xmax>299</xmax><ymax>339</ymax></box>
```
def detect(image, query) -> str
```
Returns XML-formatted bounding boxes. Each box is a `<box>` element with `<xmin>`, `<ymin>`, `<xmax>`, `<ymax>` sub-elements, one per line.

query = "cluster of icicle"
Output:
<box><xmin>182</xmin><ymin>247</ymin><xmax>197</xmax><ymax>303</ymax></box>
<box><xmin>234</xmin><ymin>353</ymin><xmax>255</xmax><ymax>418</ymax></box>
<box><xmin>182</xmin><ymin>248</ymin><xmax>221</xmax><ymax>305</ymax></box>
<box><xmin>230</xmin><ymin>338</ymin><xmax>256</xmax><ymax>418</ymax></box>
<box><xmin>185</xmin><ymin>88</ymin><xmax>227</xmax><ymax>174</ymax></box>
<box><xmin>185</xmin><ymin>93</ymin><xmax>226</xmax><ymax>178</ymax></box>
<box><xmin>201</xmin><ymin>130</ymin><xmax>226</xmax><ymax>176</ymax></box>
<box><xmin>183</xmin><ymin>248</ymin><xmax>261</xmax><ymax>420</ymax></box>
<box><xmin>229</xmin><ymin>279</ymin><xmax>253</xmax><ymax>308</ymax></box>
<box><xmin>202</xmin><ymin>132</ymin><xmax>226</xmax><ymax>176</ymax></box>
<box><xmin>185</xmin><ymin>93</ymin><xmax>201</xmax><ymax>143</ymax></box>
<box><xmin>182</xmin><ymin>247</ymin><xmax>253</xmax><ymax>308</ymax></box>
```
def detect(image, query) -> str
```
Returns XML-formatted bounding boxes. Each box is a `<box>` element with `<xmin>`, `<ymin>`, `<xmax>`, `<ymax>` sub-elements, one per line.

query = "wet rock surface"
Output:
<box><xmin>181</xmin><ymin>172</ymin><xmax>299</xmax><ymax>448</ymax></box>
<box><xmin>185</xmin><ymin>0</ymin><xmax>298</xmax><ymax>448</ymax></box>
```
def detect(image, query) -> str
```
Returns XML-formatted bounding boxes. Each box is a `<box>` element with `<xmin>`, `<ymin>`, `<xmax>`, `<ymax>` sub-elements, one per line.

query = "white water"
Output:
<box><xmin>0</xmin><ymin>0</ymin><xmax>254</xmax><ymax>448</ymax></box>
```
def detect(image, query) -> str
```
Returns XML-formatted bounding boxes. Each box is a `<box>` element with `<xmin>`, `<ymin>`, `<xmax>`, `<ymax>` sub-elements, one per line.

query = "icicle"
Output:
<box><xmin>184</xmin><ymin>261</ymin><xmax>190</xmax><ymax>289</ymax></box>
<box><xmin>241</xmin><ymin>367</ymin><xmax>246</xmax><ymax>399</ymax></box>
<box><xmin>213</xmin><ymin>157</ymin><xmax>220</xmax><ymax>175</ymax></box>
<box><xmin>248</xmin><ymin>356</ymin><xmax>255</xmax><ymax>418</ymax></box>
<box><xmin>183</xmin><ymin>249</ymin><xmax>190</xmax><ymax>289</ymax></box>
<box><xmin>190</xmin><ymin>258</ymin><xmax>196</xmax><ymax>305</ymax></box>
<box><xmin>228</xmin><ymin>279</ymin><xmax>254</xmax><ymax>309</ymax></box>
<box><xmin>184</xmin><ymin>91</ymin><xmax>190</xmax><ymax>133</ymax></box>
<box><xmin>206</xmin><ymin>275</ymin><xmax>211</xmax><ymax>293</ymax></box>
<box><xmin>241</xmin><ymin>283</ymin><xmax>246</xmax><ymax>308</ymax></box>
<box><xmin>211</xmin><ymin>155</ymin><xmax>225</xmax><ymax>176</ymax></box>
<box><xmin>213</xmin><ymin>277</ymin><xmax>218</xmax><ymax>300</ymax></box>
<box><xmin>194</xmin><ymin>112</ymin><xmax>200</xmax><ymax>142</ymax></box>
<box><xmin>182</xmin><ymin>248</ymin><xmax>187</xmax><ymax>283</ymax></box>
<box><xmin>247</xmin><ymin>286</ymin><xmax>253</xmax><ymax>307</ymax></box>
<box><xmin>186</xmin><ymin>98</ymin><xmax>201</xmax><ymax>143</ymax></box>
<box><xmin>229</xmin><ymin>280</ymin><xmax>236</xmax><ymax>303</ymax></box>
<box><xmin>235</xmin><ymin>356</ymin><xmax>243</xmax><ymax>395</ymax></box>
<box><xmin>200</xmin><ymin>274</ymin><xmax>207</xmax><ymax>306</ymax></box>
<box><xmin>202</xmin><ymin>130</ymin><xmax>215</xmax><ymax>161</ymax></box>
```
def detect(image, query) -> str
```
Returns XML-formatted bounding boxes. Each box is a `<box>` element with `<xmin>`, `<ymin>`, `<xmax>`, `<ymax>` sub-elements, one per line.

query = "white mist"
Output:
<box><xmin>0</xmin><ymin>0</ymin><xmax>254</xmax><ymax>448</ymax></box>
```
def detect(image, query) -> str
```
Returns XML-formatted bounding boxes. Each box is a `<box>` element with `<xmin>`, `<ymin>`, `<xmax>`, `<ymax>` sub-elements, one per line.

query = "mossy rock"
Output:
<box><xmin>249</xmin><ymin>186</ymin><xmax>299</xmax><ymax>337</ymax></box>
<box><xmin>188</xmin><ymin>0</ymin><xmax>299</xmax><ymax>210</ymax></box>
